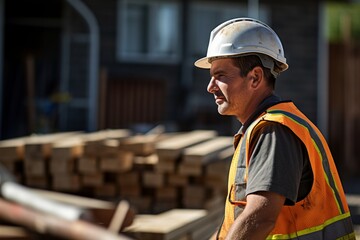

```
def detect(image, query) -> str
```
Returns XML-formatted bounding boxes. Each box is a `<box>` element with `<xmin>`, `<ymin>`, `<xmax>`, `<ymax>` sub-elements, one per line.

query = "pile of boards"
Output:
<box><xmin>124</xmin><ymin>208</ymin><xmax>223</xmax><ymax>240</ymax></box>
<box><xmin>0</xmin><ymin>129</ymin><xmax>233</xmax><ymax>215</ymax></box>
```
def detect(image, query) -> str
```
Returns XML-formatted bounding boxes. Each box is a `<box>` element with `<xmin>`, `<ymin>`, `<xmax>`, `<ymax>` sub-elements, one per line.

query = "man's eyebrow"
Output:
<box><xmin>210</xmin><ymin>69</ymin><xmax>226</xmax><ymax>77</ymax></box>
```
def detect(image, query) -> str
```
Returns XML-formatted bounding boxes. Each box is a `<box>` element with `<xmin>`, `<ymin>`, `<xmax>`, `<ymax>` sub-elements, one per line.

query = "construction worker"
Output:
<box><xmin>194</xmin><ymin>18</ymin><xmax>355</xmax><ymax>240</ymax></box>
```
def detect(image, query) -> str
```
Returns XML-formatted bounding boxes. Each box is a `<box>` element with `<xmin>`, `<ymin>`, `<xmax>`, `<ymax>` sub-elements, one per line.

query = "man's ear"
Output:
<box><xmin>249</xmin><ymin>66</ymin><xmax>263</xmax><ymax>88</ymax></box>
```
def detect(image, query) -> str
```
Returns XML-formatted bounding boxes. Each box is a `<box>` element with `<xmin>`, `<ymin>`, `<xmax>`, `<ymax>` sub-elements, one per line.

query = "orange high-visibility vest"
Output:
<box><xmin>218</xmin><ymin>102</ymin><xmax>355</xmax><ymax>239</ymax></box>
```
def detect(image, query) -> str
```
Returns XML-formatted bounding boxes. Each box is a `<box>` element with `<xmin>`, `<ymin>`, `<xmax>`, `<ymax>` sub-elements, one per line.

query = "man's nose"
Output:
<box><xmin>207</xmin><ymin>77</ymin><xmax>217</xmax><ymax>93</ymax></box>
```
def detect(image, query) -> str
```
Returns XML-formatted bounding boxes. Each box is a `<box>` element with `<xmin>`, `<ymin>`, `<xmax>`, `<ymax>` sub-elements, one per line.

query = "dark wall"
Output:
<box><xmin>2</xmin><ymin>0</ymin><xmax>63</xmax><ymax>139</ymax></box>
<box><xmin>271</xmin><ymin>2</ymin><xmax>319</xmax><ymax>124</ymax></box>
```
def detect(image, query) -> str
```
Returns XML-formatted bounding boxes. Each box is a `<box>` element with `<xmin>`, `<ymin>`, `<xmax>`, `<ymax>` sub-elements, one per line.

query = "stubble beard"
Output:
<box><xmin>217</xmin><ymin>102</ymin><xmax>231</xmax><ymax>116</ymax></box>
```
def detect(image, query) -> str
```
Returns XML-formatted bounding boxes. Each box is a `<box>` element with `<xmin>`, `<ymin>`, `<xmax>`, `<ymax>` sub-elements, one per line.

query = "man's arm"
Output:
<box><xmin>225</xmin><ymin>191</ymin><xmax>285</xmax><ymax>240</ymax></box>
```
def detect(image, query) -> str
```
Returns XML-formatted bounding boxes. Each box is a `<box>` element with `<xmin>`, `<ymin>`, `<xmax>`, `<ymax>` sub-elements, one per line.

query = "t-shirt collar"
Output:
<box><xmin>238</xmin><ymin>94</ymin><xmax>283</xmax><ymax>135</ymax></box>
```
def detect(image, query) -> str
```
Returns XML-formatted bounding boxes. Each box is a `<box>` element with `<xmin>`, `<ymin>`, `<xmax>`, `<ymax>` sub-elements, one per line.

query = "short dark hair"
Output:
<box><xmin>231</xmin><ymin>55</ymin><xmax>276</xmax><ymax>88</ymax></box>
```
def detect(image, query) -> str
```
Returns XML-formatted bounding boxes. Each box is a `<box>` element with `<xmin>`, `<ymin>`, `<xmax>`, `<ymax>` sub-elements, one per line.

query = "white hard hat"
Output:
<box><xmin>194</xmin><ymin>18</ymin><xmax>288</xmax><ymax>77</ymax></box>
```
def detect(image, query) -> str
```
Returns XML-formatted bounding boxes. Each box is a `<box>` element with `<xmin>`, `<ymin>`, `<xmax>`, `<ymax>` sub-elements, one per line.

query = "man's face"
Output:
<box><xmin>208</xmin><ymin>58</ymin><xmax>253</xmax><ymax>121</ymax></box>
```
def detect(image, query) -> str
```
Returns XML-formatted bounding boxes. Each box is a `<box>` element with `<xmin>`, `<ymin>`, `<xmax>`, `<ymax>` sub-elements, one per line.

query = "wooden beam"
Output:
<box><xmin>0</xmin><ymin>226</ymin><xmax>29</xmax><ymax>240</ymax></box>
<box><xmin>31</xmin><ymin>188</ymin><xmax>116</xmax><ymax>227</ymax></box>
<box><xmin>24</xmin><ymin>132</ymin><xmax>81</xmax><ymax>160</ymax></box>
<box><xmin>78</xmin><ymin>156</ymin><xmax>98</xmax><ymax>174</ymax></box>
<box><xmin>143</xmin><ymin>172</ymin><xmax>165</xmax><ymax>188</ymax></box>
<box><xmin>0</xmin><ymin>136</ymin><xmax>30</xmax><ymax>160</ymax></box>
<box><xmin>99</xmin><ymin>151</ymin><xmax>133</xmax><ymax>173</ymax></box>
<box><xmin>156</xmin><ymin>130</ymin><xmax>217</xmax><ymax>160</ymax></box>
<box><xmin>182</xmin><ymin>137</ymin><xmax>233</xmax><ymax>165</ymax></box>
<box><xmin>124</xmin><ymin>209</ymin><xmax>208</xmax><ymax>240</ymax></box>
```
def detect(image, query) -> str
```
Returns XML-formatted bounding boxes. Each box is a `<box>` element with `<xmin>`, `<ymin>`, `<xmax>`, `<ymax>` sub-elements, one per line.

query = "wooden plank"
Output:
<box><xmin>25</xmin><ymin>176</ymin><xmax>48</xmax><ymax>189</ymax></box>
<box><xmin>156</xmin><ymin>130</ymin><xmax>217</xmax><ymax>160</ymax></box>
<box><xmin>82</xmin><ymin>129</ymin><xmax>131</xmax><ymax>144</ymax></box>
<box><xmin>0</xmin><ymin>226</ymin><xmax>29</xmax><ymax>240</ymax></box>
<box><xmin>155</xmin><ymin>160</ymin><xmax>176</xmax><ymax>173</ymax></box>
<box><xmin>188</xmin><ymin>206</ymin><xmax>223</xmax><ymax>240</ymax></box>
<box><xmin>83</xmin><ymin>143</ymin><xmax>102</xmax><ymax>157</ymax></box>
<box><xmin>124</xmin><ymin>209</ymin><xmax>208</xmax><ymax>240</ymax></box>
<box><xmin>133</xmin><ymin>154</ymin><xmax>158</xmax><ymax>171</ymax></box>
<box><xmin>78</xmin><ymin>156</ymin><xmax>98</xmax><ymax>174</ymax></box>
<box><xmin>0</xmin><ymin>198</ymin><xmax>132</xmax><ymax>240</ymax></box>
<box><xmin>167</xmin><ymin>174</ymin><xmax>188</xmax><ymax>187</ymax></box>
<box><xmin>24</xmin><ymin>142</ymin><xmax>51</xmax><ymax>161</ymax></box>
<box><xmin>24</xmin><ymin>159</ymin><xmax>47</xmax><ymax>176</ymax></box>
<box><xmin>204</xmin><ymin>194</ymin><xmax>225</xmax><ymax>210</ymax></box>
<box><xmin>31</xmin><ymin>189</ymin><xmax>116</xmax><ymax>227</ymax></box>
<box><xmin>49</xmin><ymin>157</ymin><xmax>76</xmax><ymax>174</ymax></box>
<box><xmin>118</xmin><ymin>132</ymin><xmax>174</xmax><ymax>156</ymax></box>
<box><xmin>178</xmin><ymin>162</ymin><xmax>202</xmax><ymax>176</ymax></box>
<box><xmin>94</xmin><ymin>184</ymin><xmax>117</xmax><ymax>198</ymax></box>
<box><xmin>182</xmin><ymin>185</ymin><xmax>206</xmax><ymax>209</ymax></box>
<box><xmin>82</xmin><ymin>173</ymin><xmax>104</xmax><ymax>187</ymax></box>
<box><xmin>0</xmin><ymin>159</ymin><xmax>23</xmax><ymax>178</ymax></box>
<box><xmin>23</xmin><ymin>133</ymin><xmax>82</xmax><ymax>183</ymax></box>
<box><xmin>182</xmin><ymin>137</ymin><xmax>232</xmax><ymax>165</ymax></box>
<box><xmin>24</xmin><ymin>132</ymin><xmax>81</xmax><ymax>160</ymax></box>
<box><xmin>119</xmin><ymin>135</ymin><xmax>160</xmax><ymax>156</ymax></box>
<box><xmin>52</xmin><ymin>136</ymin><xmax>84</xmax><ymax>161</ymax></box>
<box><xmin>155</xmin><ymin>187</ymin><xmax>178</xmax><ymax>200</ymax></box>
<box><xmin>143</xmin><ymin>172</ymin><xmax>165</xmax><ymax>188</ymax></box>
<box><xmin>52</xmin><ymin>174</ymin><xmax>81</xmax><ymax>191</ymax></box>
<box><xmin>100</xmin><ymin>139</ymin><xmax>121</xmax><ymax>157</ymax></box>
<box><xmin>108</xmin><ymin>200</ymin><xmax>133</xmax><ymax>233</ymax></box>
<box><xmin>81</xmin><ymin>129</ymin><xmax>131</xmax><ymax>157</ymax></box>
<box><xmin>0</xmin><ymin>136</ymin><xmax>30</xmax><ymax>160</ymax></box>
<box><xmin>204</xmin><ymin>175</ymin><xmax>227</xmax><ymax>191</ymax></box>
<box><xmin>99</xmin><ymin>151</ymin><xmax>133</xmax><ymax>173</ymax></box>
<box><xmin>119</xmin><ymin>185</ymin><xmax>142</xmax><ymax>198</ymax></box>
<box><xmin>152</xmin><ymin>200</ymin><xmax>178</xmax><ymax>214</ymax></box>
<box><xmin>205</xmin><ymin>149</ymin><xmax>232</xmax><ymax>177</ymax></box>
<box><xmin>117</xmin><ymin>172</ymin><xmax>140</xmax><ymax>187</ymax></box>
<box><xmin>124</xmin><ymin>196</ymin><xmax>152</xmax><ymax>214</ymax></box>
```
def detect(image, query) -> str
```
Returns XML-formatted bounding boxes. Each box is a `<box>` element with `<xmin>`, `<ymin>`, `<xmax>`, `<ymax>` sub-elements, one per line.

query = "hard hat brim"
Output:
<box><xmin>194</xmin><ymin>57</ymin><xmax>211</xmax><ymax>69</ymax></box>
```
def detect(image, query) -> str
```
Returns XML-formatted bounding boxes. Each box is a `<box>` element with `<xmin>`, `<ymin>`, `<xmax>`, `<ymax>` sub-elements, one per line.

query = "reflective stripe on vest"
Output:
<box><xmin>266</xmin><ymin>212</ymin><xmax>355</xmax><ymax>239</ymax></box>
<box><xmin>266</xmin><ymin>109</ymin><xmax>345</xmax><ymax>214</ymax></box>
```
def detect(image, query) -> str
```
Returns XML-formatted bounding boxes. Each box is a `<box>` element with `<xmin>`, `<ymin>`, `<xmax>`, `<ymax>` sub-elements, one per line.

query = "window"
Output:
<box><xmin>117</xmin><ymin>0</ymin><xmax>181</xmax><ymax>63</ymax></box>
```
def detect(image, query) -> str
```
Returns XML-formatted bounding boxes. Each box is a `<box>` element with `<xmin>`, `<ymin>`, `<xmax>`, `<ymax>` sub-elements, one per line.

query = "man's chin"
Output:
<box><xmin>217</xmin><ymin>106</ymin><xmax>229</xmax><ymax>115</ymax></box>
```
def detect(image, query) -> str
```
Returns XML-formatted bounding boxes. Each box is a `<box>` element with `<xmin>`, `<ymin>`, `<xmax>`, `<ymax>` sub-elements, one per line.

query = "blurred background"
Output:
<box><xmin>0</xmin><ymin>0</ymin><xmax>360</xmax><ymax>184</ymax></box>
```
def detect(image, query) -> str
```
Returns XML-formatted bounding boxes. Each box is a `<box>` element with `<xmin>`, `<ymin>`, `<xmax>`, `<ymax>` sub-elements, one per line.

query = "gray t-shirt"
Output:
<box><xmin>245</xmin><ymin>121</ymin><xmax>313</xmax><ymax>205</ymax></box>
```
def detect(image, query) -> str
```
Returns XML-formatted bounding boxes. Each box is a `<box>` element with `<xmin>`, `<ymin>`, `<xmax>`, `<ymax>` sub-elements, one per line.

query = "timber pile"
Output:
<box><xmin>0</xmin><ymin>129</ymin><xmax>232</xmax><ymax>215</ymax></box>
<box><xmin>124</xmin><ymin>208</ymin><xmax>223</xmax><ymax>240</ymax></box>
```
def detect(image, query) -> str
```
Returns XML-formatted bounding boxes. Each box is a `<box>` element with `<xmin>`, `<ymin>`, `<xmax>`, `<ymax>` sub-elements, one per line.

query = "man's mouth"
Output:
<box><xmin>215</xmin><ymin>96</ymin><xmax>225</xmax><ymax>105</ymax></box>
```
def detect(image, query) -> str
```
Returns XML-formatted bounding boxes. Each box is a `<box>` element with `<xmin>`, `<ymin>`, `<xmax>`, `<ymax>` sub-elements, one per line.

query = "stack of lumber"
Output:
<box><xmin>0</xmin><ymin>129</ymin><xmax>233</xmax><ymax>215</ymax></box>
<box><xmin>124</xmin><ymin>207</ymin><xmax>223</xmax><ymax>240</ymax></box>
<box><xmin>0</xmin><ymin>136</ymin><xmax>30</xmax><ymax>182</ymax></box>
<box><xmin>116</xmin><ymin>130</ymin><xmax>232</xmax><ymax>213</ymax></box>
<box><xmin>0</xmin><ymin>132</ymin><xmax>80</xmax><ymax>186</ymax></box>
<box><xmin>76</xmin><ymin>129</ymin><xmax>132</xmax><ymax>197</ymax></box>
